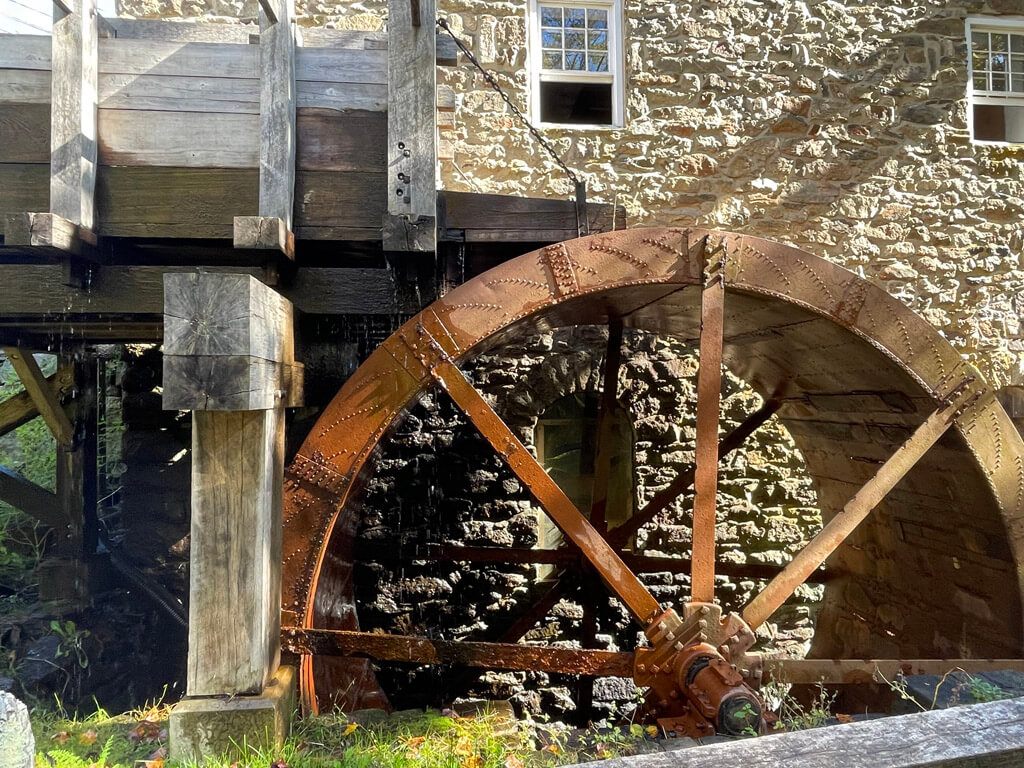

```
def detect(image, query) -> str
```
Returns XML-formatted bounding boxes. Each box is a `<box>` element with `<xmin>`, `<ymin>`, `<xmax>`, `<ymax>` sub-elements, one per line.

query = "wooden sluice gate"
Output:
<box><xmin>2</xmin><ymin>0</ymin><xmax>1024</xmax><ymax>762</ymax></box>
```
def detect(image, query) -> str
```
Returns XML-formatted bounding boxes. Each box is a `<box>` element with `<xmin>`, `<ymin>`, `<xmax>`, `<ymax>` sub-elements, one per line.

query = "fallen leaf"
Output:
<box><xmin>52</xmin><ymin>731</ymin><xmax>71</xmax><ymax>745</ymax></box>
<box><xmin>137</xmin><ymin>758</ymin><xmax>163</xmax><ymax>768</ymax></box>
<box><xmin>645</xmin><ymin>725</ymin><xmax>658</xmax><ymax>738</ymax></box>
<box><xmin>343</xmin><ymin>723</ymin><xmax>359</xmax><ymax>736</ymax></box>
<box><xmin>454</xmin><ymin>736</ymin><xmax>473</xmax><ymax>756</ymax></box>
<box><xmin>504</xmin><ymin>756</ymin><xmax>525</xmax><ymax>768</ymax></box>
<box><xmin>79</xmin><ymin>729</ymin><xmax>99</xmax><ymax>746</ymax></box>
<box><xmin>835</xmin><ymin>714</ymin><xmax>853</xmax><ymax>724</ymax></box>
<box><xmin>543</xmin><ymin>745</ymin><xmax>559</xmax><ymax>754</ymax></box>
<box><xmin>461</xmin><ymin>755</ymin><xmax>483</xmax><ymax>768</ymax></box>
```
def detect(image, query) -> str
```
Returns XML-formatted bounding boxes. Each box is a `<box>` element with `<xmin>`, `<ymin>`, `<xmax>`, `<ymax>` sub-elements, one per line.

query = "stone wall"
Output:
<box><xmin>115</xmin><ymin>0</ymin><xmax>1024</xmax><ymax>387</ymax></box>
<box><xmin>350</xmin><ymin>327</ymin><xmax>820</xmax><ymax>718</ymax></box>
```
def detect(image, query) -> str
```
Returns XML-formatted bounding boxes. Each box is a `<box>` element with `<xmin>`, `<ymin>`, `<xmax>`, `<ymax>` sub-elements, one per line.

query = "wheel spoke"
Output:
<box><xmin>742</xmin><ymin>393</ymin><xmax>969</xmax><ymax>630</ymax></box>
<box><xmin>283</xmin><ymin>628</ymin><xmax>635</xmax><ymax>677</ymax></box>
<box><xmin>691</xmin><ymin>244</ymin><xmax>726</xmax><ymax>603</ymax></box>
<box><xmin>427</xmin><ymin>355</ymin><xmax>661</xmax><ymax>625</ymax></box>
<box><xmin>589</xmin><ymin>317</ymin><xmax>624</xmax><ymax>536</ymax></box>
<box><xmin>497</xmin><ymin>574</ymin><xmax>576</xmax><ymax>643</ymax></box>
<box><xmin>608</xmin><ymin>399</ymin><xmax>780</xmax><ymax>549</ymax></box>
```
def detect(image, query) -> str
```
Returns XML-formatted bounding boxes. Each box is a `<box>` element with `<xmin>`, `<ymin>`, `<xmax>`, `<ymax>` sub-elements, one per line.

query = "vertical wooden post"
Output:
<box><xmin>50</xmin><ymin>0</ymin><xmax>98</xmax><ymax>234</ymax></box>
<box><xmin>188</xmin><ymin>409</ymin><xmax>284</xmax><ymax>694</ymax></box>
<box><xmin>4</xmin><ymin>0</ymin><xmax>100</xmax><ymax>276</ymax></box>
<box><xmin>383</xmin><ymin>0</ymin><xmax>437</xmax><ymax>252</ymax></box>
<box><xmin>234</xmin><ymin>0</ymin><xmax>297</xmax><ymax>259</ymax></box>
<box><xmin>162</xmin><ymin>272</ymin><xmax>302</xmax><ymax>700</ymax></box>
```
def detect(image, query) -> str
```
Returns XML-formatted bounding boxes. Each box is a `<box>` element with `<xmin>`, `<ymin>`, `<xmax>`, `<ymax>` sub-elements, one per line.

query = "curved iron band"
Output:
<box><xmin>281</xmin><ymin>228</ymin><xmax>1024</xmax><ymax>710</ymax></box>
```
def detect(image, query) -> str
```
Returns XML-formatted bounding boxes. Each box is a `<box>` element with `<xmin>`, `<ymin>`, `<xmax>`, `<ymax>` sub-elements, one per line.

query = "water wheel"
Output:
<box><xmin>280</xmin><ymin>227</ymin><xmax>1024</xmax><ymax>734</ymax></box>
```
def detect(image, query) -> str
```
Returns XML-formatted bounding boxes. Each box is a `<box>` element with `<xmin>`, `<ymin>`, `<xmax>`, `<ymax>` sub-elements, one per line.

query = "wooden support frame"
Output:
<box><xmin>2</xmin><ymin>348</ymin><xmax>74</xmax><ymax>448</ymax></box>
<box><xmin>0</xmin><ymin>465</ymin><xmax>63</xmax><ymax>530</ymax></box>
<box><xmin>6</xmin><ymin>0</ymin><xmax>99</xmax><ymax>283</ymax></box>
<box><xmin>163</xmin><ymin>271</ymin><xmax>300</xmax><ymax>697</ymax></box>
<box><xmin>383</xmin><ymin>0</ymin><xmax>437</xmax><ymax>252</ymax></box>
<box><xmin>234</xmin><ymin>0</ymin><xmax>297</xmax><ymax>259</ymax></box>
<box><xmin>0</xmin><ymin>364</ymin><xmax>74</xmax><ymax>440</ymax></box>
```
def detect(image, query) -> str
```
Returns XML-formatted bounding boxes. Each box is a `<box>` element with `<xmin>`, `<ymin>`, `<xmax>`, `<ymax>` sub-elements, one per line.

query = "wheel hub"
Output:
<box><xmin>635</xmin><ymin>602</ymin><xmax>764</xmax><ymax>737</ymax></box>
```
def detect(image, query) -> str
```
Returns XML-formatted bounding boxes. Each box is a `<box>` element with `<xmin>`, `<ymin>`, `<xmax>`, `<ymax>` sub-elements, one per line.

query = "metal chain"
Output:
<box><xmin>436</xmin><ymin>17</ymin><xmax>582</xmax><ymax>188</ymax></box>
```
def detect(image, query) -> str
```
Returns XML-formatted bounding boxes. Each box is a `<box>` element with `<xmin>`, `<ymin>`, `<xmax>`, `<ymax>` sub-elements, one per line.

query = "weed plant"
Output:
<box><xmin>32</xmin><ymin>702</ymin><xmax>656</xmax><ymax>768</ymax></box>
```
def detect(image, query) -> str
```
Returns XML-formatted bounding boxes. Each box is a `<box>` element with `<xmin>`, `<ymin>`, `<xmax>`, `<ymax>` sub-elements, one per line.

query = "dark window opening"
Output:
<box><xmin>540</xmin><ymin>81</ymin><xmax>613</xmax><ymax>125</ymax></box>
<box><xmin>973</xmin><ymin>103</ymin><xmax>1024</xmax><ymax>142</ymax></box>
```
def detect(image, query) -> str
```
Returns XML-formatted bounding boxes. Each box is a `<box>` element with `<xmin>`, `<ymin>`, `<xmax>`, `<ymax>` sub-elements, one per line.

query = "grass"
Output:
<box><xmin>32</xmin><ymin>704</ymin><xmax>658</xmax><ymax>768</ymax></box>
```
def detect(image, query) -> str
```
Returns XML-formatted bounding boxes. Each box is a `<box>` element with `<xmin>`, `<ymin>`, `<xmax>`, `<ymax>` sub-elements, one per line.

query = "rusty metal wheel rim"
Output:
<box><xmin>282</xmin><ymin>227</ymin><xmax>1024</xmax><ymax>715</ymax></box>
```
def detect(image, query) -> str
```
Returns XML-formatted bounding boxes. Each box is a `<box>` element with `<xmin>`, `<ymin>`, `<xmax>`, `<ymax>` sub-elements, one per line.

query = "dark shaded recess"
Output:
<box><xmin>541</xmin><ymin>81</ymin><xmax>613</xmax><ymax>125</ymax></box>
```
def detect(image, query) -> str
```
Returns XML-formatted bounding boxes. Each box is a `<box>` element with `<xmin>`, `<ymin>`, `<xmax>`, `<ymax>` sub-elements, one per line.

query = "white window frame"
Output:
<box><xmin>527</xmin><ymin>0</ymin><xmax>625</xmax><ymax>129</ymax></box>
<box><xmin>965</xmin><ymin>15</ymin><xmax>1024</xmax><ymax>145</ymax></box>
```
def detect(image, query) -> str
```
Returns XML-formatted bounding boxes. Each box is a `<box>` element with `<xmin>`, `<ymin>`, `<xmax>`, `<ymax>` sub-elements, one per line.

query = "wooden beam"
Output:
<box><xmin>574</xmin><ymin>698</ymin><xmax>1024</xmax><ymax>767</ymax></box>
<box><xmin>3</xmin><ymin>212</ymin><xmax>97</xmax><ymax>259</ymax></box>
<box><xmin>384</xmin><ymin>0</ymin><xmax>436</xmax><ymax>252</ymax></box>
<box><xmin>0</xmin><ymin>365</ymin><xmax>75</xmax><ymax>439</ymax></box>
<box><xmin>163</xmin><ymin>272</ymin><xmax>303</xmax><ymax>411</ymax></box>
<box><xmin>0</xmin><ymin>265</ymin><xmax>408</xmax><ymax>318</ymax></box>
<box><xmin>50</xmin><ymin>0</ymin><xmax>99</xmax><ymax>235</ymax></box>
<box><xmin>2</xmin><ymin>348</ymin><xmax>74</xmax><ymax>447</ymax></box>
<box><xmin>0</xmin><ymin>465</ymin><xmax>64</xmax><ymax>530</ymax></box>
<box><xmin>188</xmin><ymin>408</ymin><xmax>284</xmax><ymax>695</ymax></box>
<box><xmin>234</xmin><ymin>0</ymin><xmax>297</xmax><ymax>258</ymax></box>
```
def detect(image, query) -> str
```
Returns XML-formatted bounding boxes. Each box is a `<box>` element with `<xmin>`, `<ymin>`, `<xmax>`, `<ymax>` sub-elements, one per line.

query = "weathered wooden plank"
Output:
<box><xmin>297</xmin><ymin>80</ymin><xmax>386</xmax><ymax>112</ymax></box>
<box><xmin>0</xmin><ymin>70</ymin><xmax>51</xmax><ymax>104</ymax></box>
<box><xmin>99</xmin><ymin>73</ymin><xmax>260</xmax><ymax>114</ymax></box>
<box><xmin>296</xmin><ymin>109</ymin><xmax>386</xmax><ymax>171</ymax></box>
<box><xmin>296</xmin><ymin>47</ymin><xmax>386</xmax><ymax>84</ymax></box>
<box><xmin>575</xmin><ymin>698</ymin><xmax>1024</xmax><ymax>767</ymax></box>
<box><xmin>102</xmin><ymin>17</ymin><xmax>255</xmax><ymax>43</ymax></box>
<box><xmin>96</xmin><ymin>39</ymin><xmax>385</xmax><ymax>83</ymax></box>
<box><xmin>0</xmin><ymin>35</ymin><xmax>52</xmax><ymax>70</ymax></box>
<box><xmin>187</xmin><ymin>408</ymin><xmax>283</xmax><ymax>695</ymax></box>
<box><xmin>442</xmin><ymin>191</ymin><xmax>626</xmax><ymax>234</ymax></box>
<box><xmin>163</xmin><ymin>356</ymin><xmax>303</xmax><ymax>410</ymax></box>
<box><xmin>94</xmin><ymin>75</ymin><xmax>385</xmax><ymax>114</ymax></box>
<box><xmin>99</xmin><ymin>39</ymin><xmax>258</xmax><ymax>79</ymax></box>
<box><xmin>95</xmin><ymin>166</ymin><xmax>255</xmax><ymax>237</ymax></box>
<box><xmin>0</xmin><ymin>365</ymin><xmax>74</xmax><ymax>439</ymax></box>
<box><xmin>0</xmin><ymin>104</ymin><xmax>51</xmax><ymax>162</ymax></box>
<box><xmin>0</xmin><ymin>265</ymin><xmax>404</xmax><ymax>316</ymax></box>
<box><xmin>293</xmin><ymin>170</ymin><xmax>386</xmax><ymax>228</ymax></box>
<box><xmin>384</xmin><ymin>0</ymin><xmax>436</xmax><ymax>252</ymax></box>
<box><xmin>0</xmin><ymin>164</ymin><xmax>49</xmax><ymax>235</ymax></box>
<box><xmin>0</xmin><ymin>464</ymin><xmax>64</xmax><ymax>529</ymax></box>
<box><xmin>1</xmin><ymin>348</ymin><xmax>74</xmax><ymax>447</ymax></box>
<box><xmin>299</xmin><ymin>28</ymin><xmax>386</xmax><ymax>49</ymax></box>
<box><xmin>255</xmin><ymin>0</ymin><xmax>296</xmax><ymax>243</ymax></box>
<box><xmin>97</xmin><ymin>109</ymin><xmax>259</xmax><ymax>168</ymax></box>
<box><xmin>164</xmin><ymin>272</ymin><xmax>294</xmax><ymax>362</ymax></box>
<box><xmin>50</xmin><ymin>0</ymin><xmax>99</xmax><ymax>230</ymax></box>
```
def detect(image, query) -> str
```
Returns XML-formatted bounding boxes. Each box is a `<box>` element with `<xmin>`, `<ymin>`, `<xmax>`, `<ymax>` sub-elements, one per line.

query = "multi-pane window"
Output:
<box><xmin>539</xmin><ymin>5</ymin><xmax>610</xmax><ymax>74</ymax></box>
<box><xmin>530</xmin><ymin>0</ymin><xmax>621</xmax><ymax>126</ymax></box>
<box><xmin>967</xmin><ymin>22</ymin><xmax>1024</xmax><ymax>143</ymax></box>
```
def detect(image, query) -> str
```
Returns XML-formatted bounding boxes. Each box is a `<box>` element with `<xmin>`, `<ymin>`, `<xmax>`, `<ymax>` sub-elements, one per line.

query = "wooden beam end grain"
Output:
<box><xmin>234</xmin><ymin>216</ymin><xmax>295</xmax><ymax>259</ymax></box>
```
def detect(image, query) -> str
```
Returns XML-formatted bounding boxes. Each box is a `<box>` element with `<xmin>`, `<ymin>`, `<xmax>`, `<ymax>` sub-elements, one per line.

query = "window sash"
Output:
<box><xmin>969</xmin><ymin>25</ymin><xmax>1024</xmax><ymax>97</ymax></box>
<box><xmin>530</xmin><ymin>0</ymin><xmax>623</xmax><ymax>126</ymax></box>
